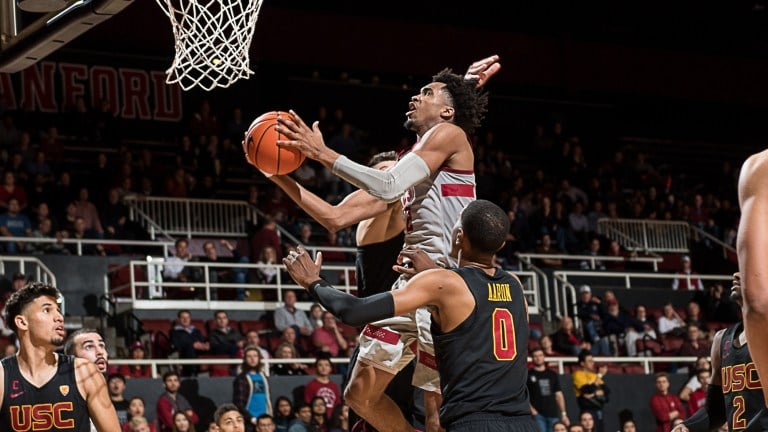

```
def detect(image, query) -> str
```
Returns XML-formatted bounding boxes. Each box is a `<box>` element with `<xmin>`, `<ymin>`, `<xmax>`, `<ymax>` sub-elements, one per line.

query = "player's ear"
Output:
<box><xmin>454</xmin><ymin>228</ymin><xmax>463</xmax><ymax>245</ymax></box>
<box><xmin>14</xmin><ymin>315</ymin><xmax>27</xmax><ymax>331</ymax></box>
<box><xmin>441</xmin><ymin>105</ymin><xmax>455</xmax><ymax>121</ymax></box>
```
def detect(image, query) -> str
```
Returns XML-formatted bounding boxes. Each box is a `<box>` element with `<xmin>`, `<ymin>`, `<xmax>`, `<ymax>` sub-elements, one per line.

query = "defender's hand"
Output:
<box><xmin>283</xmin><ymin>246</ymin><xmax>323</xmax><ymax>287</ymax></box>
<box><xmin>464</xmin><ymin>54</ymin><xmax>501</xmax><ymax>88</ymax></box>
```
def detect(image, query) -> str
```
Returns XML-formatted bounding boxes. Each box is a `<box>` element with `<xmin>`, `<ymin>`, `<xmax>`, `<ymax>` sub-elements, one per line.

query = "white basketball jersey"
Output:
<box><xmin>401</xmin><ymin>166</ymin><xmax>475</xmax><ymax>268</ymax></box>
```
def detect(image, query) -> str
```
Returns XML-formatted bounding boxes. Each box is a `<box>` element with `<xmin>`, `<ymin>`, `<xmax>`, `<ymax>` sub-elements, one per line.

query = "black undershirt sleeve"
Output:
<box><xmin>308</xmin><ymin>279</ymin><xmax>395</xmax><ymax>327</ymax></box>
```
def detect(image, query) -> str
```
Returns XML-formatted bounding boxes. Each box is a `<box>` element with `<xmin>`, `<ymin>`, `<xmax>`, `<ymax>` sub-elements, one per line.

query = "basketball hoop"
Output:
<box><xmin>154</xmin><ymin>0</ymin><xmax>264</xmax><ymax>91</ymax></box>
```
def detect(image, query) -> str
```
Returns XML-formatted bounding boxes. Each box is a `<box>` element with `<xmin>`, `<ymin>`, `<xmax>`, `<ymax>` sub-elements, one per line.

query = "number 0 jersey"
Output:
<box><xmin>0</xmin><ymin>354</ymin><xmax>91</xmax><ymax>431</ymax></box>
<box><xmin>432</xmin><ymin>266</ymin><xmax>531</xmax><ymax>427</ymax></box>
<box><xmin>720</xmin><ymin>322</ymin><xmax>768</xmax><ymax>431</ymax></box>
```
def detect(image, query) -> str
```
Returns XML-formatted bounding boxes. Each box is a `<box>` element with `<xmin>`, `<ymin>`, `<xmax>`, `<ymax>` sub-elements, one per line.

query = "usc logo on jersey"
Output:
<box><xmin>9</xmin><ymin>402</ymin><xmax>75</xmax><ymax>430</ymax></box>
<box><xmin>722</xmin><ymin>362</ymin><xmax>762</xmax><ymax>393</ymax></box>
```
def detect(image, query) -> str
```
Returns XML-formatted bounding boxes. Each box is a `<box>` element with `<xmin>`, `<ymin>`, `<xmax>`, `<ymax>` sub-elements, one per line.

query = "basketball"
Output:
<box><xmin>244</xmin><ymin>111</ymin><xmax>306</xmax><ymax>175</ymax></box>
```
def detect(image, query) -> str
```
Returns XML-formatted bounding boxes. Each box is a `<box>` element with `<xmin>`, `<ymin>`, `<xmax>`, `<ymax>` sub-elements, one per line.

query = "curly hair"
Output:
<box><xmin>432</xmin><ymin>68</ymin><xmax>489</xmax><ymax>135</ymax></box>
<box><xmin>5</xmin><ymin>282</ymin><xmax>60</xmax><ymax>333</ymax></box>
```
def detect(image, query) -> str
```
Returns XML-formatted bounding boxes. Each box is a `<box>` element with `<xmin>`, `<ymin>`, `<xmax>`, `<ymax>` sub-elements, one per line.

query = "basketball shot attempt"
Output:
<box><xmin>244</xmin><ymin>111</ymin><xmax>306</xmax><ymax>175</ymax></box>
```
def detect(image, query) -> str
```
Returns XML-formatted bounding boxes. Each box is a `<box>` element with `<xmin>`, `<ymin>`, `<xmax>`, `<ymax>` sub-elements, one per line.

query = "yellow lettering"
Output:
<box><xmin>487</xmin><ymin>283</ymin><xmax>512</xmax><ymax>301</ymax></box>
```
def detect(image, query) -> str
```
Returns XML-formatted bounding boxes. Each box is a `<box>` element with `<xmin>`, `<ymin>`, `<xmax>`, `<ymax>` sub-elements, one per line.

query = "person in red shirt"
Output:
<box><xmin>304</xmin><ymin>356</ymin><xmax>341</xmax><ymax>420</ymax></box>
<box><xmin>311</xmin><ymin>311</ymin><xmax>349</xmax><ymax>357</ymax></box>
<box><xmin>687</xmin><ymin>368</ymin><xmax>711</xmax><ymax>416</ymax></box>
<box><xmin>118</xmin><ymin>341</ymin><xmax>153</xmax><ymax>379</ymax></box>
<box><xmin>650</xmin><ymin>371</ymin><xmax>685</xmax><ymax>432</ymax></box>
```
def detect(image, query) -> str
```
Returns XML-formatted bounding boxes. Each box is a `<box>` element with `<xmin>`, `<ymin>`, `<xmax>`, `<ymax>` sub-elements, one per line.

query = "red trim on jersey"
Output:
<box><xmin>362</xmin><ymin>324</ymin><xmax>400</xmax><ymax>345</ymax></box>
<box><xmin>439</xmin><ymin>167</ymin><xmax>474</xmax><ymax>175</ymax></box>
<box><xmin>441</xmin><ymin>184</ymin><xmax>475</xmax><ymax>197</ymax></box>
<box><xmin>418</xmin><ymin>350</ymin><xmax>438</xmax><ymax>370</ymax></box>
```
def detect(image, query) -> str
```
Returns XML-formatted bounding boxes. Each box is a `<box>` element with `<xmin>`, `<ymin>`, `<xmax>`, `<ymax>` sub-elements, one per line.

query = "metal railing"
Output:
<box><xmin>516</xmin><ymin>252</ymin><xmax>664</xmax><ymax>272</ymax></box>
<box><xmin>0</xmin><ymin>236</ymin><xmax>174</xmax><ymax>257</ymax></box>
<box><xmin>0</xmin><ymin>255</ymin><xmax>63</xmax><ymax>314</ymax></box>
<box><xmin>106</xmin><ymin>354</ymin><xmax>701</xmax><ymax>377</ymax></box>
<box><xmin>551</xmin><ymin>270</ymin><xmax>734</xmax><ymax>321</ymax></box>
<box><xmin>597</xmin><ymin>218</ymin><xmax>690</xmax><ymax>253</ymax></box>
<box><xmin>124</xmin><ymin>196</ymin><xmax>259</xmax><ymax>238</ymax></box>
<box><xmin>108</xmin><ymin>260</ymin><xmax>543</xmax><ymax>316</ymax></box>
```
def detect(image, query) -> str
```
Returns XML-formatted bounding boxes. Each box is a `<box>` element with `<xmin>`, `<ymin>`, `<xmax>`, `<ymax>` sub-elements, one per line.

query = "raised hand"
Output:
<box><xmin>464</xmin><ymin>54</ymin><xmax>501</xmax><ymax>88</ymax></box>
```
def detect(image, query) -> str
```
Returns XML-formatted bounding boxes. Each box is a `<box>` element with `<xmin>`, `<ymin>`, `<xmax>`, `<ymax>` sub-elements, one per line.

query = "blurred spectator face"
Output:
<box><xmin>539</xmin><ymin>335</ymin><xmax>553</xmax><ymax>351</ymax></box>
<box><xmin>207</xmin><ymin>421</ymin><xmax>220</xmax><ymax>432</ymax></box>
<box><xmin>579</xmin><ymin>412</ymin><xmax>594</xmax><ymax>430</ymax></box>
<box><xmin>215</xmin><ymin>311</ymin><xmax>229</xmax><ymax>329</ymax></box>
<box><xmin>553</xmin><ymin>424</ymin><xmax>568</xmax><ymax>432</ymax></box>
<box><xmin>74</xmin><ymin>217</ymin><xmax>86</xmax><ymax>234</ymax></box>
<box><xmin>204</xmin><ymin>242</ymin><xmax>218</xmax><ymax>260</ymax></box>
<box><xmin>296</xmin><ymin>406</ymin><xmax>311</xmax><ymax>424</ymax></box>
<box><xmin>560</xmin><ymin>316</ymin><xmax>573</xmax><ymax>331</ymax></box>
<box><xmin>163</xmin><ymin>374</ymin><xmax>181</xmax><ymax>393</ymax></box>
<box><xmin>635</xmin><ymin>305</ymin><xmax>647</xmax><ymax>320</ymax></box>
<box><xmin>607</xmin><ymin>303</ymin><xmax>619</xmax><ymax>316</ymax></box>
<box><xmin>282</xmin><ymin>327</ymin><xmax>296</xmax><ymax>344</ymax></box>
<box><xmin>686</xmin><ymin>326</ymin><xmax>701</xmax><ymax>341</ymax></box>
<box><xmin>244</xmin><ymin>348</ymin><xmax>261</xmax><ymax>369</ymax></box>
<box><xmin>687</xmin><ymin>302</ymin><xmax>701</xmax><ymax>318</ymax></box>
<box><xmin>108</xmin><ymin>375</ymin><xmax>126</xmax><ymax>397</ymax></box>
<box><xmin>311</xmin><ymin>397</ymin><xmax>326</xmax><ymax>416</ymax></box>
<box><xmin>79</xmin><ymin>187</ymin><xmax>89</xmax><ymax>201</ymax></box>
<box><xmin>173</xmin><ymin>412</ymin><xmax>191</xmax><ymax>432</ymax></box>
<box><xmin>531</xmin><ymin>349</ymin><xmax>545</xmax><ymax>366</ymax></box>
<box><xmin>283</xmin><ymin>291</ymin><xmax>297</xmax><ymax>307</ymax></box>
<box><xmin>175</xmin><ymin>241</ymin><xmax>189</xmax><ymax>258</ymax></box>
<box><xmin>278</xmin><ymin>345</ymin><xmax>293</xmax><ymax>359</ymax></box>
<box><xmin>7</xmin><ymin>198</ymin><xmax>19</xmax><ymax>215</ymax></box>
<box><xmin>655</xmin><ymin>374</ymin><xmax>670</xmax><ymax>393</ymax></box>
<box><xmin>177</xmin><ymin>311</ymin><xmax>192</xmax><ymax>328</ymax></box>
<box><xmin>246</xmin><ymin>330</ymin><xmax>260</xmax><ymax>347</ymax></box>
<box><xmin>697</xmin><ymin>369</ymin><xmax>711</xmax><ymax>386</ymax></box>
<box><xmin>128</xmin><ymin>398</ymin><xmax>145</xmax><ymax>418</ymax></box>
<box><xmin>316</xmin><ymin>359</ymin><xmax>332</xmax><ymax>377</ymax></box>
<box><xmin>695</xmin><ymin>356</ymin><xmax>710</xmax><ymax>371</ymax></box>
<box><xmin>622</xmin><ymin>421</ymin><xmax>636</xmax><ymax>432</ymax></box>
<box><xmin>4</xmin><ymin>171</ymin><xmax>15</xmax><ymax>186</ymax></box>
<box><xmin>4</xmin><ymin>344</ymin><xmax>17</xmax><ymax>356</ymax></box>
<box><xmin>277</xmin><ymin>399</ymin><xmax>292</xmax><ymax>417</ymax></box>
<box><xmin>131</xmin><ymin>345</ymin><xmax>145</xmax><ymax>359</ymax></box>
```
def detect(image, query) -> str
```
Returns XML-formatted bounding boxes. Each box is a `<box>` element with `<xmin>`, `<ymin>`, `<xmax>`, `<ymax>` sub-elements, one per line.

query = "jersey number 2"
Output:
<box><xmin>732</xmin><ymin>395</ymin><xmax>746</xmax><ymax>429</ymax></box>
<box><xmin>492</xmin><ymin>308</ymin><xmax>517</xmax><ymax>361</ymax></box>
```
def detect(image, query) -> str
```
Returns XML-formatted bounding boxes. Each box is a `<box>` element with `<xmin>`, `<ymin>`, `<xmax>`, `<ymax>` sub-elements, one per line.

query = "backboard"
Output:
<box><xmin>0</xmin><ymin>0</ymin><xmax>134</xmax><ymax>73</ymax></box>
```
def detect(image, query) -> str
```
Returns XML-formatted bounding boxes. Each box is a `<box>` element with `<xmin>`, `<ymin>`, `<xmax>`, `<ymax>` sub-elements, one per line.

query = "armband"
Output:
<box><xmin>332</xmin><ymin>153</ymin><xmax>430</xmax><ymax>202</ymax></box>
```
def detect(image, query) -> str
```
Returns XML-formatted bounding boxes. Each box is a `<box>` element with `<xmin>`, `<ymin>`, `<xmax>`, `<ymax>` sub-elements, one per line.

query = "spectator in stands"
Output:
<box><xmin>156</xmin><ymin>370</ymin><xmax>199</xmax><ymax>432</ymax></box>
<box><xmin>671</xmin><ymin>255</ymin><xmax>704</xmax><ymax>291</ymax></box>
<box><xmin>200</xmin><ymin>240</ymin><xmax>245</xmax><ymax>300</ymax></box>
<box><xmin>572</xmin><ymin>352</ymin><xmax>609</xmax><ymax>432</ymax></box>
<box><xmin>172</xmin><ymin>411</ymin><xmax>194</xmax><ymax>432</ymax></box>
<box><xmin>73</xmin><ymin>186</ymin><xmax>104</xmax><ymax>235</ymax></box>
<box><xmin>28</xmin><ymin>216</ymin><xmax>67</xmax><ymax>254</ymax></box>
<box><xmin>683</xmin><ymin>301</ymin><xmax>708</xmax><ymax>335</ymax></box>
<box><xmin>686</xmin><ymin>368</ymin><xmax>711</xmax><ymax>416</ymax></box>
<box><xmin>553</xmin><ymin>422</ymin><xmax>568</xmax><ymax>432</ymax></box>
<box><xmin>578</xmin><ymin>411</ymin><xmax>595</xmax><ymax>432</ymax></box>
<box><xmin>51</xmin><ymin>170</ymin><xmax>78</xmax><ymax>218</ymax></box>
<box><xmin>579</xmin><ymin>237</ymin><xmax>606</xmax><ymax>271</ymax></box>
<box><xmin>527</xmin><ymin>347</ymin><xmax>570</xmax><ymax>431</ymax></box>
<box><xmin>189</xmin><ymin>99</ymin><xmax>219</xmax><ymax>138</ymax></box>
<box><xmin>101</xmin><ymin>187</ymin><xmax>132</xmax><ymax>241</ymax></box>
<box><xmin>312</xmin><ymin>311</ymin><xmax>349</xmax><ymax>357</ymax></box>
<box><xmin>677</xmin><ymin>356</ymin><xmax>711</xmax><ymax>403</ymax></box>
<box><xmin>0</xmin><ymin>170</ymin><xmax>27</xmax><ymax>212</ymax></box>
<box><xmin>271</xmin><ymin>342</ymin><xmax>307</xmax><ymax>376</ymax></box>
<box><xmin>329</xmin><ymin>405</ymin><xmax>349</xmax><ymax>432</ymax></box>
<box><xmin>127</xmin><ymin>416</ymin><xmax>154</xmax><ymax>432</ymax></box>
<box><xmin>64</xmin><ymin>216</ymin><xmax>106</xmax><ymax>256</ymax></box>
<box><xmin>624</xmin><ymin>304</ymin><xmax>658</xmax><ymax>356</ymax></box>
<box><xmin>604</xmin><ymin>240</ymin><xmax>630</xmax><ymax>271</ymax></box>
<box><xmin>163</xmin><ymin>239</ymin><xmax>201</xmax><ymax>298</ymax></box>
<box><xmin>273</xmin><ymin>396</ymin><xmax>294</xmax><ymax>432</ymax></box>
<box><xmin>308</xmin><ymin>303</ymin><xmax>324</xmax><ymax>331</ymax></box>
<box><xmin>538</xmin><ymin>334</ymin><xmax>562</xmax><ymax>370</ymax></box>
<box><xmin>251</xmin><ymin>213</ymin><xmax>284</xmax><ymax>265</ymax></box>
<box><xmin>274</xmin><ymin>289</ymin><xmax>313</xmax><ymax>339</ymax></box>
<box><xmin>209</xmin><ymin>310</ymin><xmax>243</xmax><ymax>357</ymax></box>
<box><xmin>108</xmin><ymin>372</ymin><xmax>131</xmax><ymax>425</ymax></box>
<box><xmin>241</xmin><ymin>329</ymin><xmax>270</xmax><ymax>361</ymax></box>
<box><xmin>256</xmin><ymin>414</ymin><xmax>277</xmax><ymax>432</ymax></box>
<box><xmin>601</xmin><ymin>300</ymin><xmax>643</xmax><ymax>356</ymax></box>
<box><xmin>253</xmin><ymin>245</ymin><xmax>279</xmax><ymax>300</ymax></box>
<box><xmin>304</xmin><ymin>356</ymin><xmax>341</xmax><ymax>420</ymax></box>
<box><xmin>676</xmin><ymin>325</ymin><xmax>711</xmax><ymax>373</ymax></box>
<box><xmin>164</xmin><ymin>168</ymin><xmax>193</xmax><ymax>198</ymax></box>
<box><xmin>534</xmin><ymin>233</ymin><xmax>563</xmax><ymax>268</ymax></box>
<box><xmin>575</xmin><ymin>285</ymin><xmax>610</xmax><ymax>355</ymax></box>
<box><xmin>119</xmin><ymin>340</ymin><xmax>152</xmax><ymax>379</ymax></box>
<box><xmin>233</xmin><ymin>345</ymin><xmax>272</xmax><ymax>427</ymax></box>
<box><xmin>124</xmin><ymin>397</ymin><xmax>156</xmax><ymax>432</ymax></box>
<box><xmin>170</xmin><ymin>309</ymin><xmax>210</xmax><ymax>376</ymax></box>
<box><xmin>288</xmin><ymin>403</ymin><xmax>312</xmax><ymax>432</ymax></box>
<box><xmin>657</xmin><ymin>302</ymin><xmax>686</xmax><ymax>337</ymax></box>
<box><xmin>649</xmin><ymin>372</ymin><xmax>684</xmax><ymax>432</ymax></box>
<box><xmin>0</xmin><ymin>197</ymin><xmax>31</xmax><ymax>252</ymax></box>
<box><xmin>27</xmin><ymin>175</ymin><xmax>54</xmax><ymax>217</ymax></box>
<box><xmin>279</xmin><ymin>326</ymin><xmax>307</xmax><ymax>357</ymax></box>
<box><xmin>551</xmin><ymin>315</ymin><xmax>590</xmax><ymax>356</ymax></box>
<box><xmin>567</xmin><ymin>201</ymin><xmax>590</xmax><ymax>253</ymax></box>
<box><xmin>308</xmin><ymin>396</ymin><xmax>330</xmax><ymax>431</ymax></box>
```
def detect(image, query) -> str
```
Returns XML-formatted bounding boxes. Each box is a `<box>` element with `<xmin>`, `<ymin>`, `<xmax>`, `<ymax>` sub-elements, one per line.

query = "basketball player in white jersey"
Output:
<box><xmin>265</xmin><ymin>55</ymin><xmax>500</xmax><ymax>432</ymax></box>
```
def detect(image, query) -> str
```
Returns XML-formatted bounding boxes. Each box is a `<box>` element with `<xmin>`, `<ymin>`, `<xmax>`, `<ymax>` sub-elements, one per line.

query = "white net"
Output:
<box><xmin>154</xmin><ymin>0</ymin><xmax>264</xmax><ymax>91</ymax></box>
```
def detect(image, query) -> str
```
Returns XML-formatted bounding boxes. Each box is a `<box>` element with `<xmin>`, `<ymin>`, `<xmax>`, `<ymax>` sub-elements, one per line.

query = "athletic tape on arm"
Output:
<box><xmin>308</xmin><ymin>279</ymin><xmax>395</xmax><ymax>327</ymax></box>
<box><xmin>331</xmin><ymin>152</ymin><xmax>431</xmax><ymax>203</ymax></box>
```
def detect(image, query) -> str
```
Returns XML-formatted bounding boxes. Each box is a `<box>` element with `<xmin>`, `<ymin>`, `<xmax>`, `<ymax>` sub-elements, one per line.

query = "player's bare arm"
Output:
<box><xmin>409</xmin><ymin>122</ymin><xmax>473</xmax><ymax>172</ymax></box>
<box><xmin>268</xmin><ymin>175</ymin><xmax>389</xmax><ymax>232</ymax></box>
<box><xmin>75</xmin><ymin>358</ymin><xmax>120</xmax><ymax>431</ymax></box>
<box><xmin>737</xmin><ymin>149</ymin><xmax>768</xmax><ymax>404</ymax></box>
<box><xmin>0</xmin><ymin>362</ymin><xmax>5</xmax><ymax>406</ymax></box>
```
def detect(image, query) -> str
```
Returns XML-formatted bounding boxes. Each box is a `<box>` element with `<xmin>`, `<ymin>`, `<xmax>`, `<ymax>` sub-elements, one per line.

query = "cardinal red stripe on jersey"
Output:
<box><xmin>441</xmin><ymin>184</ymin><xmax>475</xmax><ymax>197</ymax></box>
<box><xmin>362</xmin><ymin>324</ymin><xmax>400</xmax><ymax>345</ymax></box>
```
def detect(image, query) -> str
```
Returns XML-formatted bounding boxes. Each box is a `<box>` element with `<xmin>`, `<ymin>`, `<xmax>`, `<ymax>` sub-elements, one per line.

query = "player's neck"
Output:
<box><xmin>16</xmin><ymin>345</ymin><xmax>57</xmax><ymax>381</ymax></box>
<box><xmin>458</xmin><ymin>253</ymin><xmax>495</xmax><ymax>273</ymax></box>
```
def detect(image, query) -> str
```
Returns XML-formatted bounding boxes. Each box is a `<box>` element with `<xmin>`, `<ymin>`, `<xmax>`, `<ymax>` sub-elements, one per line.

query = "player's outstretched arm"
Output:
<box><xmin>675</xmin><ymin>329</ymin><xmax>726</xmax><ymax>432</ymax></box>
<box><xmin>76</xmin><ymin>358</ymin><xmax>120</xmax><ymax>431</ymax></box>
<box><xmin>268</xmin><ymin>176</ymin><xmax>388</xmax><ymax>232</ymax></box>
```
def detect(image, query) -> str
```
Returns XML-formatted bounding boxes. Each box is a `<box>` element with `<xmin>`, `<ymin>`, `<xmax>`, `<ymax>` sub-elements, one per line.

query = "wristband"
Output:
<box><xmin>308</xmin><ymin>279</ymin><xmax>328</xmax><ymax>297</ymax></box>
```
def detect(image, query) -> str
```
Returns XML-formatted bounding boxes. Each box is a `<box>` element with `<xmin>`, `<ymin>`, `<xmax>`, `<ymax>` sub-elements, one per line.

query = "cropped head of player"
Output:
<box><xmin>450</xmin><ymin>200</ymin><xmax>510</xmax><ymax>259</ymax></box>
